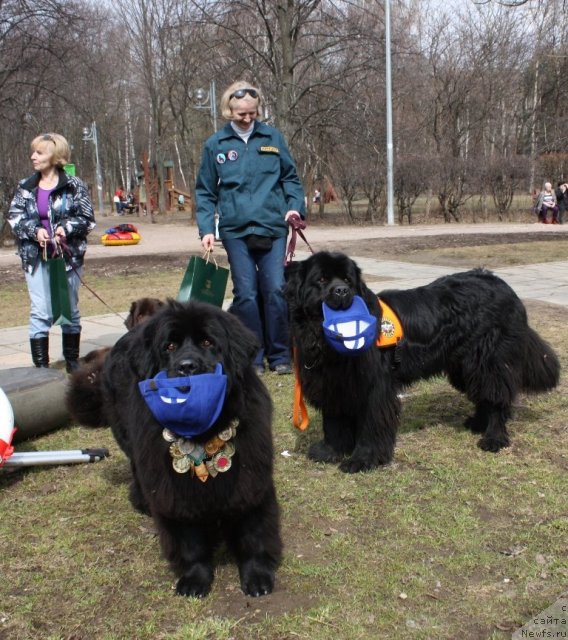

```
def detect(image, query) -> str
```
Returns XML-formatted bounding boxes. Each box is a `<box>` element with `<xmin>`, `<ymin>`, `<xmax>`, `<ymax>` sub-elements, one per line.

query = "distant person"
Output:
<box><xmin>5</xmin><ymin>133</ymin><xmax>96</xmax><ymax>370</ymax></box>
<box><xmin>114</xmin><ymin>187</ymin><xmax>125</xmax><ymax>215</ymax></box>
<box><xmin>124</xmin><ymin>192</ymin><xmax>135</xmax><ymax>214</ymax></box>
<box><xmin>555</xmin><ymin>181</ymin><xmax>567</xmax><ymax>224</ymax></box>
<box><xmin>534</xmin><ymin>182</ymin><xmax>559</xmax><ymax>224</ymax></box>
<box><xmin>195</xmin><ymin>80</ymin><xmax>305</xmax><ymax>375</ymax></box>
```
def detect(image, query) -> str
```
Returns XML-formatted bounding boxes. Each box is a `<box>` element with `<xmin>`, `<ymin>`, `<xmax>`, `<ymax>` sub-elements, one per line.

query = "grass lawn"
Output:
<box><xmin>0</xmin><ymin>240</ymin><xmax>567</xmax><ymax>639</ymax></box>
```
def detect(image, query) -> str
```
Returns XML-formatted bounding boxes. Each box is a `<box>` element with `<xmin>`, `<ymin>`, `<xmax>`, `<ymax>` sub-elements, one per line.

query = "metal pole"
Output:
<box><xmin>92</xmin><ymin>122</ymin><xmax>105</xmax><ymax>216</ymax></box>
<box><xmin>3</xmin><ymin>448</ymin><xmax>109</xmax><ymax>468</ymax></box>
<box><xmin>210</xmin><ymin>80</ymin><xmax>218</xmax><ymax>132</ymax></box>
<box><xmin>385</xmin><ymin>0</ymin><xmax>395</xmax><ymax>225</ymax></box>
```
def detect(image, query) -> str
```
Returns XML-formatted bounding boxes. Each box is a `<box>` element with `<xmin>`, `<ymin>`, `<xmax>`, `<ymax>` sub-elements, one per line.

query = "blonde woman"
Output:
<box><xmin>6</xmin><ymin>133</ymin><xmax>96</xmax><ymax>370</ymax></box>
<box><xmin>196</xmin><ymin>81</ymin><xmax>305</xmax><ymax>375</ymax></box>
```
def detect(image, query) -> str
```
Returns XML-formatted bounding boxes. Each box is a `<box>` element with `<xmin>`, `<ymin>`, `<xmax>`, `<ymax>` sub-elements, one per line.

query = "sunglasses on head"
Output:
<box><xmin>41</xmin><ymin>134</ymin><xmax>55</xmax><ymax>142</ymax></box>
<box><xmin>229</xmin><ymin>88</ymin><xmax>259</xmax><ymax>100</ymax></box>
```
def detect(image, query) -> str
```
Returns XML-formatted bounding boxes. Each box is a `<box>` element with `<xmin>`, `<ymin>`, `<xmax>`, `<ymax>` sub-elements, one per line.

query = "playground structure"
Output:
<box><xmin>135</xmin><ymin>152</ymin><xmax>193</xmax><ymax>215</ymax></box>
<box><xmin>163</xmin><ymin>160</ymin><xmax>192</xmax><ymax>211</ymax></box>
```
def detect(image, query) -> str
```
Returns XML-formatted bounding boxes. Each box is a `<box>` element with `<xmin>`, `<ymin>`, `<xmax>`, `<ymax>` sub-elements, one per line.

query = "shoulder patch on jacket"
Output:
<box><xmin>259</xmin><ymin>146</ymin><xmax>280</xmax><ymax>154</ymax></box>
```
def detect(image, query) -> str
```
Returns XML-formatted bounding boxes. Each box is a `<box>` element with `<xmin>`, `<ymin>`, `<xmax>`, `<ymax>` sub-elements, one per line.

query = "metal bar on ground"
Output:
<box><xmin>2</xmin><ymin>448</ymin><xmax>109</xmax><ymax>468</ymax></box>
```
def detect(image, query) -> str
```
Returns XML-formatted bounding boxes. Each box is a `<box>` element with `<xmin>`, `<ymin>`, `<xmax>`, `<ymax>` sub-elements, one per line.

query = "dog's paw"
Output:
<box><xmin>308</xmin><ymin>440</ymin><xmax>343</xmax><ymax>463</ymax></box>
<box><xmin>240</xmin><ymin>566</ymin><xmax>275</xmax><ymax>597</ymax></box>
<box><xmin>339</xmin><ymin>452</ymin><xmax>393</xmax><ymax>473</ymax></box>
<box><xmin>176</xmin><ymin>572</ymin><xmax>212</xmax><ymax>598</ymax></box>
<box><xmin>176</xmin><ymin>563</ymin><xmax>213</xmax><ymax>598</ymax></box>
<box><xmin>477</xmin><ymin>435</ymin><xmax>510</xmax><ymax>453</ymax></box>
<box><xmin>339</xmin><ymin>457</ymin><xmax>377</xmax><ymax>473</ymax></box>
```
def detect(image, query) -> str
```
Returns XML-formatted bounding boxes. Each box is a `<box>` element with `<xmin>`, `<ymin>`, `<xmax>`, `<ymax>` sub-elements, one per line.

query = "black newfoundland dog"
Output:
<box><xmin>68</xmin><ymin>300</ymin><xmax>282</xmax><ymax>597</ymax></box>
<box><xmin>284</xmin><ymin>251</ymin><xmax>560</xmax><ymax>473</ymax></box>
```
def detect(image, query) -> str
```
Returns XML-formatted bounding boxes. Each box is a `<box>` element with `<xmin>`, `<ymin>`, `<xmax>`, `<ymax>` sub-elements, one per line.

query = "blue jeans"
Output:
<box><xmin>222</xmin><ymin>236</ymin><xmax>290</xmax><ymax>368</ymax></box>
<box><xmin>25</xmin><ymin>260</ymin><xmax>82</xmax><ymax>338</ymax></box>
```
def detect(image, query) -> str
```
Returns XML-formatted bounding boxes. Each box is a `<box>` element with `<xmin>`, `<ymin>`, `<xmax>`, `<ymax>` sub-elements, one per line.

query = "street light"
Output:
<box><xmin>82</xmin><ymin>122</ymin><xmax>105</xmax><ymax>216</ymax></box>
<box><xmin>192</xmin><ymin>80</ymin><xmax>218</xmax><ymax>132</ymax></box>
<box><xmin>385</xmin><ymin>0</ymin><xmax>395</xmax><ymax>226</ymax></box>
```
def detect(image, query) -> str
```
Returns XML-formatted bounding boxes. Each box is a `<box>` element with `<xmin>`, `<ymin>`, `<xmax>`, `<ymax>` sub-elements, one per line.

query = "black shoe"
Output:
<box><xmin>62</xmin><ymin>332</ymin><xmax>81</xmax><ymax>374</ymax></box>
<box><xmin>272</xmin><ymin>363</ymin><xmax>292</xmax><ymax>375</ymax></box>
<box><xmin>30</xmin><ymin>337</ymin><xmax>49</xmax><ymax>368</ymax></box>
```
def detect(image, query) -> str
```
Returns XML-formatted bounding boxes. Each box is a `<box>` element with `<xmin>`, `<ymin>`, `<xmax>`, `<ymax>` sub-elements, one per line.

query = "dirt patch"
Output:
<box><xmin>3</xmin><ymin>232</ymin><xmax>564</xmax><ymax>287</ymax></box>
<box><xmin>322</xmin><ymin>232</ymin><xmax>567</xmax><ymax>257</ymax></box>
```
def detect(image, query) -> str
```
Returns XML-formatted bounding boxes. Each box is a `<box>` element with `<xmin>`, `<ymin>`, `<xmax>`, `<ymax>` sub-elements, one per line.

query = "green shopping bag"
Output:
<box><xmin>176</xmin><ymin>253</ymin><xmax>229</xmax><ymax>307</ymax></box>
<box><xmin>48</xmin><ymin>257</ymin><xmax>73</xmax><ymax>325</ymax></box>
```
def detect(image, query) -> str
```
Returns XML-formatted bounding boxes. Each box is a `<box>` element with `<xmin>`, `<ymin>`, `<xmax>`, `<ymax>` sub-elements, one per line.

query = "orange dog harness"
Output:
<box><xmin>292</xmin><ymin>299</ymin><xmax>403</xmax><ymax>430</ymax></box>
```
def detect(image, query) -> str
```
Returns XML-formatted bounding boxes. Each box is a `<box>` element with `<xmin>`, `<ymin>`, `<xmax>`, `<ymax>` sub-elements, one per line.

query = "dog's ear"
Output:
<box><xmin>283</xmin><ymin>260</ymin><xmax>305</xmax><ymax>302</ymax></box>
<box><xmin>130</xmin><ymin>308</ymin><xmax>171</xmax><ymax>378</ymax></box>
<box><xmin>124</xmin><ymin>301</ymin><xmax>138</xmax><ymax>330</ymax></box>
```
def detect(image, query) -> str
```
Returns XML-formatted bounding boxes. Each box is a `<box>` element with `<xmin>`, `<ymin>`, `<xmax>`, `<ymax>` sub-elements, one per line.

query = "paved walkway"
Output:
<box><xmin>1</xmin><ymin>221</ymin><xmax>567</xmax><ymax>370</ymax></box>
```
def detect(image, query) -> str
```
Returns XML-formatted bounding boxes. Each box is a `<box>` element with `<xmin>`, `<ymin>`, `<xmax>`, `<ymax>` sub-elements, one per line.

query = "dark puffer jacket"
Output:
<box><xmin>6</xmin><ymin>169</ymin><xmax>96</xmax><ymax>273</ymax></box>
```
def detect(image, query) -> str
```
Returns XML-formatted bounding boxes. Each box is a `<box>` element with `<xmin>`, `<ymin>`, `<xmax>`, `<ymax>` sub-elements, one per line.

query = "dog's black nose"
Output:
<box><xmin>333</xmin><ymin>284</ymin><xmax>350</xmax><ymax>299</ymax></box>
<box><xmin>177</xmin><ymin>359</ymin><xmax>199</xmax><ymax>376</ymax></box>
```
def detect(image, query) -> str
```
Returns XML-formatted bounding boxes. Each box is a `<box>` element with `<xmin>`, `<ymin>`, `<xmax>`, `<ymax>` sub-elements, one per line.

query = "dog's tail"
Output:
<box><xmin>521</xmin><ymin>328</ymin><xmax>560</xmax><ymax>393</ymax></box>
<box><xmin>65</xmin><ymin>352</ymin><xmax>108</xmax><ymax>428</ymax></box>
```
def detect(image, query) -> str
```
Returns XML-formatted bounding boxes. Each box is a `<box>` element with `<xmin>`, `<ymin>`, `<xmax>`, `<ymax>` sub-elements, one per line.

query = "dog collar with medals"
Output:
<box><xmin>162</xmin><ymin>419</ymin><xmax>238</xmax><ymax>482</ymax></box>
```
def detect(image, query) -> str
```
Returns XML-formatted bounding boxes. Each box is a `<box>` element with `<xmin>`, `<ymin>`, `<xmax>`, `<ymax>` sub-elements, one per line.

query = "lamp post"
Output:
<box><xmin>82</xmin><ymin>122</ymin><xmax>105</xmax><ymax>215</ymax></box>
<box><xmin>385</xmin><ymin>0</ymin><xmax>395</xmax><ymax>226</ymax></box>
<box><xmin>192</xmin><ymin>80</ymin><xmax>218</xmax><ymax>132</ymax></box>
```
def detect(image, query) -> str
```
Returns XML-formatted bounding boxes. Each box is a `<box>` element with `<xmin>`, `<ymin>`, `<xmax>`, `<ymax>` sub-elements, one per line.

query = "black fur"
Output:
<box><xmin>284</xmin><ymin>251</ymin><xmax>560</xmax><ymax>473</ymax></box>
<box><xmin>68</xmin><ymin>300</ymin><xmax>282</xmax><ymax>597</ymax></box>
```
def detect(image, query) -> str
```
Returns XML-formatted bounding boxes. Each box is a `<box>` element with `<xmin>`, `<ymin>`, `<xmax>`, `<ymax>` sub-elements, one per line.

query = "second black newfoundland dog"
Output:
<box><xmin>284</xmin><ymin>251</ymin><xmax>560</xmax><ymax>473</ymax></box>
<box><xmin>67</xmin><ymin>297</ymin><xmax>164</xmax><ymax>427</ymax></box>
<box><xmin>68</xmin><ymin>300</ymin><xmax>282</xmax><ymax>597</ymax></box>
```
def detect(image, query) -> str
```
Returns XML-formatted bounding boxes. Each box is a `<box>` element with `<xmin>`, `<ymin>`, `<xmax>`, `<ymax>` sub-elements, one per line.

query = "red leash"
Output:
<box><xmin>285</xmin><ymin>214</ymin><xmax>315</xmax><ymax>265</ymax></box>
<box><xmin>52</xmin><ymin>237</ymin><xmax>125</xmax><ymax>320</ymax></box>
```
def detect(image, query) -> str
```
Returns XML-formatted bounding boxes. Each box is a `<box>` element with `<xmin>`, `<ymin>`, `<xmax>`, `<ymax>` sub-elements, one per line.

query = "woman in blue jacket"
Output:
<box><xmin>6</xmin><ymin>133</ymin><xmax>96</xmax><ymax>370</ymax></box>
<box><xmin>196</xmin><ymin>81</ymin><xmax>305</xmax><ymax>375</ymax></box>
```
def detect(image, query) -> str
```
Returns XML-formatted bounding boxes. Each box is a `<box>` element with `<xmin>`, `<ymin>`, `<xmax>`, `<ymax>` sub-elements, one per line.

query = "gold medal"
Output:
<box><xmin>205</xmin><ymin>460</ymin><xmax>219</xmax><ymax>478</ymax></box>
<box><xmin>217</xmin><ymin>427</ymin><xmax>233</xmax><ymax>441</ymax></box>
<box><xmin>172</xmin><ymin>456</ymin><xmax>191</xmax><ymax>474</ymax></box>
<box><xmin>204</xmin><ymin>436</ymin><xmax>224</xmax><ymax>456</ymax></box>
<box><xmin>162</xmin><ymin>428</ymin><xmax>177</xmax><ymax>442</ymax></box>
<box><xmin>212</xmin><ymin>451</ymin><xmax>232</xmax><ymax>473</ymax></box>
<box><xmin>169</xmin><ymin>442</ymin><xmax>185</xmax><ymax>459</ymax></box>
<box><xmin>178</xmin><ymin>439</ymin><xmax>195</xmax><ymax>455</ymax></box>
<box><xmin>223</xmin><ymin>441</ymin><xmax>236</xmax><ymax>457</ymax></box>
<box><xmin>164</xmin><ymin>421</ymin><xmax>239</xmax><ymax>481</ymax></box>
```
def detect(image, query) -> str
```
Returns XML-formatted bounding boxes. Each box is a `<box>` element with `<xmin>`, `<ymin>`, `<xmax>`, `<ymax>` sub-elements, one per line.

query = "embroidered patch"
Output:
<box><xmin>216</xmin><ymin>153</ymin><xmax>226</xmax><ymax>164</ymax></box>
<box><xmin>376</xmin><ymin>299</ymin><xmax>404</xmax><ymax>348</ymax></box>
<box><xmin>259</xmin><ymin>146</ymin><xmax>279</xmax><ymax>154</ymax></box>
<box><xmin>381</xmin><ymin>318</ymin><xmax>396</xmax><ymax>338</ymax></box>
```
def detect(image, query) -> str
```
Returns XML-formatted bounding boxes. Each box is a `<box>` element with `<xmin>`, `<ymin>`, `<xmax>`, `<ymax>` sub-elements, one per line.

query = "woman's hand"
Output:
<box><xmin>36</xmin><ymin>228</ymin><xmax>50</xmax><ymax>245</ymax></box>
<box><xmin>54</xmin><ymin>226</ymin><xmax>66</xmax><ymax>240</ymax></box>
<box><xmin>201</xmin><ymin>233</ymin><xmax>216</xmax><ymax>251</ymax></box>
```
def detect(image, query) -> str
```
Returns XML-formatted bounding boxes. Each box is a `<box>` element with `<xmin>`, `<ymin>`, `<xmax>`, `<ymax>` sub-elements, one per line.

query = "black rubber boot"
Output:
<box><xmin>30</xmin><ymin>337</ymin><xmax>49</xmax><ymax>368</ymax></box>
<box><xmin>62</xmin><ymin>332</ymin><xmax>81</xmax><ymax>373</ymax></box>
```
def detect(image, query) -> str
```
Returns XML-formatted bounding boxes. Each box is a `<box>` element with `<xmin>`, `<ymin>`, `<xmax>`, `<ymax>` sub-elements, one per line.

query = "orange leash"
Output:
<box><xmin>292</xmin><ymin>348</ymin><xmax>310</xmax><ymax>431</ymax></box>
